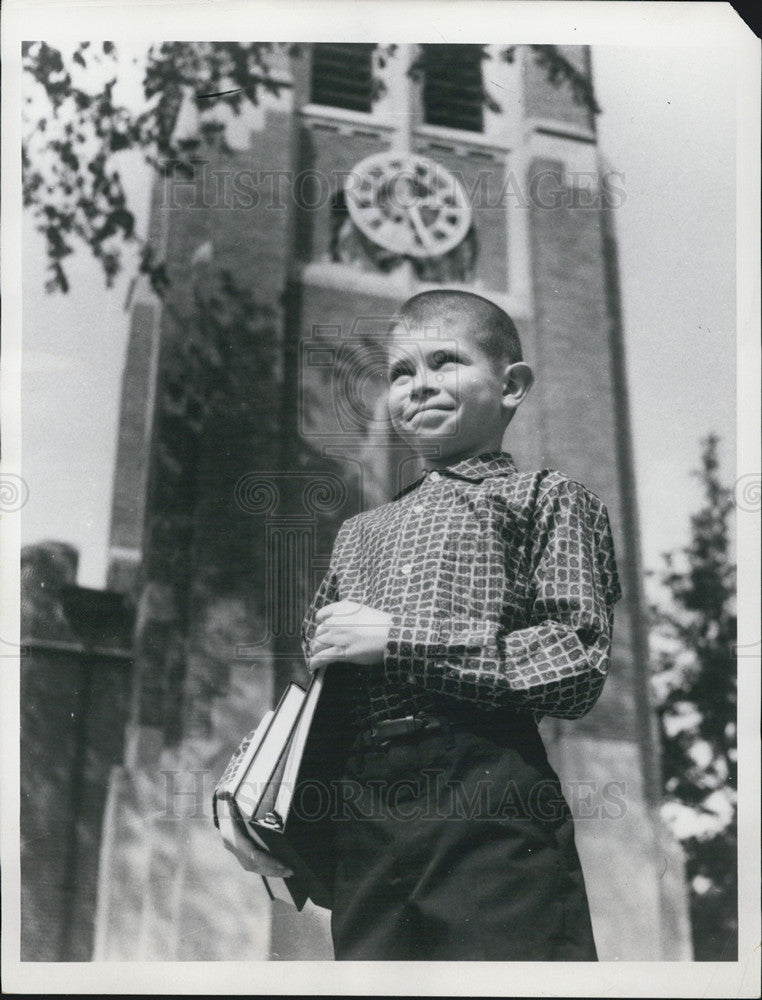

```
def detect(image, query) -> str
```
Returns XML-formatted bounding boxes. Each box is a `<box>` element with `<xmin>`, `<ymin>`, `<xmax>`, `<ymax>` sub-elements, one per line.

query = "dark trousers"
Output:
<box><xmin>329</xmin><ymin>716</ymin><xmax>597</xmax><ymax>961</ymax></box>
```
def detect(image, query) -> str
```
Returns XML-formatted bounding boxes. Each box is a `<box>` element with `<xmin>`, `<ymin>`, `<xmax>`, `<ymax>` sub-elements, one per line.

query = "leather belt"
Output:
<box><xmin>353</xmin><ymin>706</ymin><xmax>537</xmax><ymax>751</ymax></box>
<box><xmin>355</xmin><ymin>713</ymin><xmax>444</xmax><ymax>748</ymax></box>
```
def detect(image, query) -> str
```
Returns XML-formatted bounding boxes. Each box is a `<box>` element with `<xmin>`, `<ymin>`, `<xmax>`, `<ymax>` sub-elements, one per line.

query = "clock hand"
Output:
<box><xmin>406</xmin><ymin>203</ymin><xmax>436</xmax><ymax>251</ymax></box>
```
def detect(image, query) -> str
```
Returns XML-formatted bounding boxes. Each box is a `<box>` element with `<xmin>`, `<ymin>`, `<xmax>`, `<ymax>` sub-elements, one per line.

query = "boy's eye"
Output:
<box><xmin>388</xmin><ymin>361</ymin><xmax>413</xmax><ymax>382</ymax></box>
<box><xmin>431</xmin><ymin>349</ymin><xmax>460</xmax><ymax>368</ymax></box>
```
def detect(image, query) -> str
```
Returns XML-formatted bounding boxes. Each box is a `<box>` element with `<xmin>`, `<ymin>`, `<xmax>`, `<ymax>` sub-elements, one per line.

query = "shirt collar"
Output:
<box><xmin>392</xmin><ymin>451</ymin><xmax>517</xmax><ymax>501</ymax></box>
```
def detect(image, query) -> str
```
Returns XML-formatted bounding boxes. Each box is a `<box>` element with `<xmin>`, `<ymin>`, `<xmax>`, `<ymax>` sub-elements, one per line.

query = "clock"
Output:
<box><xmin>345</xmin><ymin>152</ymin><xmax>472</xmax><ymax>259</ymax></box>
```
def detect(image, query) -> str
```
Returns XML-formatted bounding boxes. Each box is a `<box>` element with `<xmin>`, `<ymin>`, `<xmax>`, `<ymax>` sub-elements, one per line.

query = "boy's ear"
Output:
<box><xmin>502</xmin><ymin>362</ymin><xmax>534</xmax><ymax>412</ymax></box>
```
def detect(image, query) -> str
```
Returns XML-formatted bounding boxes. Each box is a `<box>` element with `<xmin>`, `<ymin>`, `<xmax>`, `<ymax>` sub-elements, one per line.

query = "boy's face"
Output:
<box><xmin>386</xmin><ymin>318</ymin><xmax>510</xmax><ymax>464</ymax></box>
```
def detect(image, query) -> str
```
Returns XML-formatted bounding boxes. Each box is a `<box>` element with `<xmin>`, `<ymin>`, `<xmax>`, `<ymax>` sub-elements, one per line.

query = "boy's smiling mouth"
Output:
<box><xmin>408</xmin><ymin>404</ymin><xmax>454</xmax><ymax>417</ymax></box>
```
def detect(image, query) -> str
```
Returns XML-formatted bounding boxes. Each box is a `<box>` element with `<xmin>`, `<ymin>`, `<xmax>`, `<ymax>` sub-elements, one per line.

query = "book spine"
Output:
<box><xmin>238</xmin><ymin>685</ymin><xmax>305</xmax><ymax>823</ymax></box>
<box><xmin>272</xmin><ymin>669</ymin><xmax>325</xmax><ymax>821</ymax></box>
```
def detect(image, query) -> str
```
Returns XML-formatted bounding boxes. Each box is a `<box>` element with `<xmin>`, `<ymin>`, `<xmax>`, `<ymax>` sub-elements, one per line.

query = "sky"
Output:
<box><xmin>20</xmin><ymin>42</ymin><xmax>740</xmax><ymax>591</ymax></box>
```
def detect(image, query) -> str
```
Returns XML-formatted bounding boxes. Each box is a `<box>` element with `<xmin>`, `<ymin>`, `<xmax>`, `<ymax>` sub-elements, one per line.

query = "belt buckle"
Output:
<box><xmin>364</xmin><ymin>723</ymin><xmax>391</xmax><ymax>750</ymax></box>
<box><xmin>367</xmin><ymin>725</ymin><xmax>385</xmax><ymax>749</ymax></box>
<box><xmin>370</xmin><ymin>714</ymin><xmax>411</xmax><ymax>748</ymax></box>
<box><xmin>386</xmin><ymin>713</ymin><xmax>431</xmax><ymax>745</ymax></box>
<box><xmin>379</xmin><ymin>716</ymin><xmax>411</xmax><ymax>747</ymax></box>
<box><xmin>360</xmin><ymin>713</ymin><xmax>437</xmax><ymax>750</ymax></box>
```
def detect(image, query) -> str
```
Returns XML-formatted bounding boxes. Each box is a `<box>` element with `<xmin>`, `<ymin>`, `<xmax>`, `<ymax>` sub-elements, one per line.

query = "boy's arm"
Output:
<box><xmin>383</xmin><ymin>480</ymin><xmax>622</xmax><ymax>720</ymax></box>
<box><xmin>300</xmin><ymin>517</ymin><xmax>357</xmax><ymax>664</ymax></box>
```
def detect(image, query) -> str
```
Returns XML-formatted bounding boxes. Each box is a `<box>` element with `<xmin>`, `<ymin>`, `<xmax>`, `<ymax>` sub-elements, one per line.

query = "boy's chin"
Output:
<box><xmin>398</xmin><ymin>427</ymin><xmax>453</xmax><ymax>447</ymax></box>
<box><xmin>392</xmin><ymin>421</ymin><xmax>475</xmax><ymax>459</ymax></box>
<box><xmin>408</xmin><ymin>436</ymin><xmax>475</xmax><ymax>461</ymax></box>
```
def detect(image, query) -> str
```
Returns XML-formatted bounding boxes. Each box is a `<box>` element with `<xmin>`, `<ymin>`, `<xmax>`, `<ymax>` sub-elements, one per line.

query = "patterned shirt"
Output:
<box><xmin>300</xmin><ymin>451</ymin><xmax>622</xmax><ymax>734</ymax></box>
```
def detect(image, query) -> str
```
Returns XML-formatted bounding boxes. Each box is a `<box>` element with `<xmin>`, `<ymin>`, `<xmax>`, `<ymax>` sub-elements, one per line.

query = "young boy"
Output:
<box><xmin>228</xmin><ymin>289</ymin><xmax>621</xmax><ymax>960</ymax></box>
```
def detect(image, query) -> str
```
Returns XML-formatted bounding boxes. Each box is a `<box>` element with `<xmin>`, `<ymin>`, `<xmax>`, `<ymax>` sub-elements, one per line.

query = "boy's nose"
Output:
<box><xmin>409</xmin><ymin>369</ymin><xmax>434</xmax><ymax>399</ymax></box>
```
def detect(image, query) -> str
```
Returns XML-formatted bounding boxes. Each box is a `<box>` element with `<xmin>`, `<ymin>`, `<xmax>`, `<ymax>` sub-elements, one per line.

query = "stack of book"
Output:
<box><xmin>213</xmin><ymin>668</ymin><xmax>338</xmax><ymax>910</ymax></box>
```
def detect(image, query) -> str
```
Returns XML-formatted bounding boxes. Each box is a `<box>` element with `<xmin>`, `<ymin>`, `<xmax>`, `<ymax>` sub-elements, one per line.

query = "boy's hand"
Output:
<box><xmin>223</xmin><ymin>818</ymin><xmax>294</xmax><ymax>878</ymax></box>
<box><xmin>309</xmin><ymin>600</ymin><xmax>392</xmax><ymax>671</ymax></box>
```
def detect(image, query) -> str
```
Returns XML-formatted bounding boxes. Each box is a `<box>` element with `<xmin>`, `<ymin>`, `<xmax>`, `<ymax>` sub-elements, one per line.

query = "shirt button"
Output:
<box><xmin>429</xmin><ymin>470</ymin><xmax>441</xmax><ymax>482</ymax></box>
<box><xmin>413</xmin><ymin>503</ymin><xmax>424</xmax><ymax>514</ymax></box>
<box><xmin>401</xmin><ymin>563</ymin><xmax>412</xmax><ymax>574</ymax></box>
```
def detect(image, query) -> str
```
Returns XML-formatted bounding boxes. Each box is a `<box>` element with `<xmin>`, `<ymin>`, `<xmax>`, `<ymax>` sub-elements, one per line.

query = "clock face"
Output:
<box><xmin>346</xmin><ymin>152</ymin><xmax>472</xmax><ymax>259</ymax></box>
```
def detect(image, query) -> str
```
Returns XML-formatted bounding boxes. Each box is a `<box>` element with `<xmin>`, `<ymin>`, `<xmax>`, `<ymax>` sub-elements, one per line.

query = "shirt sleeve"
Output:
<box><xmin>383</xmin><ymin>479</ymin><xmax>622</xmax><ymax>719</ymax></box>
<box><xmin>300</xmin><ymin>516</ymin><xmax>357</xmax><ymax>665</ymax></box>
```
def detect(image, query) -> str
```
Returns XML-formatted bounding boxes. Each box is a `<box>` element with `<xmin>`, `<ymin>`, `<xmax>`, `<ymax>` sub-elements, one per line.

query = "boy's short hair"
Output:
<box><xmin>398</xmin><ymin>290</ymin><xmax>523</xmax><ymax>370</ymax></box>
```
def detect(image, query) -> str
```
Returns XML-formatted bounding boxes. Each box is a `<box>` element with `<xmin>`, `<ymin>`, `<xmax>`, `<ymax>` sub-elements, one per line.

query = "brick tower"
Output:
<box><xmin>98</xmin><ymin>44</ymin><xmax>691</xmax><ymax>960</ymax></box>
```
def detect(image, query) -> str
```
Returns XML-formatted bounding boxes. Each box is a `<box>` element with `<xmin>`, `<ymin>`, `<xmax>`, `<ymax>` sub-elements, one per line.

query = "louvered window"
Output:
<box><xmin>310</xmin><ymin>44</ymin><xmax>375</xmax><ymax>113</ymax></box>
<box><xmin>422</xmin><ymin>45</ymin><xmax>484</xmax><ymax>132</ymax></box>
